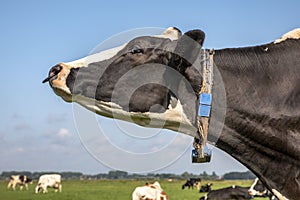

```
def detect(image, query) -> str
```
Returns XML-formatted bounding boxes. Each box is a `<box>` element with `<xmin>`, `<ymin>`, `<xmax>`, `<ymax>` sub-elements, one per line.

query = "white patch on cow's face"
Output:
<box><xmin>65</xmin><ymin>43</ymin><xmax>128</xmax><ymax>68</ymax></box>
<box><xmin>65</xmin><ymin>27</ymin><xmax>181</xmax><ymax>68</ymax></box>
<box><xmin>274</xmin><ymin>28</ymin><xmax>300</xmax><ymax>44</ymax></box>
<box><xmin>248</xmin><ymin>178</ymin><xmax>259</xmax><ymax>196</ymax></box>
<box><xmin>157</xmin><ymin>26</ymin><xmax>182</xmax><ymax>40</ymax></box>
<box><xmin>248</xmin><ymin>178</ymin><xmax>269</xmax><ymax>197</ymax></box>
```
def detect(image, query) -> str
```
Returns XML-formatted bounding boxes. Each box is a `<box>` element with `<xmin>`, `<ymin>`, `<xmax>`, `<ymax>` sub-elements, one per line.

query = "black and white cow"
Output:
<box><xmin>200</xmin><ymin>179</ymin><xmax>279</xmax><ymax>200</ymax></box>
<box><xmin>199</xmin><ymin>185</ymin><xmax>252</xmax><ymax>200</ymax></box>
<box><xmin>199</xmin><ymin>183</ymin><xmax>212</xmax><ymax>193</ymax></box>
<box><xmin>35</xmin><ymin>174</ymin><xmax>62</xmax><ymax>193</ymax></box>
<box><xmin>43</xmin><ymin>27</ymin><xmax>300</xmax><ymax>200</ymax></box>
<box><xmin>7</xmin><ymin>175</ymin><xmax>33</xmax><ymax>191</ymax></box>
<box><xmin>182</xmin><ymin>178</ymin><xmax>201</xmax><ymax>190</ymax></box>
<box><xmin>248</xmin><ymin>178</ymin><xmax>278</xmax><ymax>200</ymax></box>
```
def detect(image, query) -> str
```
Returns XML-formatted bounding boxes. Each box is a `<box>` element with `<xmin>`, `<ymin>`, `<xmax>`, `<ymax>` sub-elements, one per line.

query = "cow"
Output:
<box><xmin>199</xmin><ymin>185</ymin><xmax>252</xmax><ymax>200</ymax></box>
<box><xmin>248</xmin><ymin>178</ymin><xmax>278</xmax><ymax>200</ymax></box>
<box><xmin>199</xmin><ymin>183</ymin><xmax>212</xmax><ymax>193</ymax></box>
<box><xmin>43</xmin><ymin>27</ymin><xmax>300</xmax><ymax>200</ymax></box>
<box><xmin>35</xmin><ymin>174</ymin><xmax>62</xmax><ymax>193</ymax></box>
<box><xmin>132</xmin><ymin>181</ymin><xmax>169</xmax><ymax>200</ymax></box>
<box><xmin>7</xmin><ymin>175</ymin><xmax>33</xmax><ymax>191</ymax></box>
<box><xmin>182</xmin><ymin>178</ymin><xmax>201</xmax><ymax>190</ymax></box>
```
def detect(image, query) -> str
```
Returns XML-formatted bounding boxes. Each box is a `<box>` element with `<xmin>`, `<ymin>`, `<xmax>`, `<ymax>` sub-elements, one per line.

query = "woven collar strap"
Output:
<box><xmin>193</xmin><ymin>49</ymin><xmax>214</xmax><ymax>159</ymax></box>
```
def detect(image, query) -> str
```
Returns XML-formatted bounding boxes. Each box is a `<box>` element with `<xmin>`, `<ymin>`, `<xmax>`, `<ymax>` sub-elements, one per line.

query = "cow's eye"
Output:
<box><xmin>131</xmin><ymin>48</ymin><xmax>144</xmax><ymax>54</ymax></box>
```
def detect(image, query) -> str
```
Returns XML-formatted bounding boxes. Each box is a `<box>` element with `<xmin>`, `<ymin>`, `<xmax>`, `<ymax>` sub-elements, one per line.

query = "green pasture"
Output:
<box><xmin>0</xmin><ymin>179</ymin><xmax>268</xmax><ymax>200</ymax></box>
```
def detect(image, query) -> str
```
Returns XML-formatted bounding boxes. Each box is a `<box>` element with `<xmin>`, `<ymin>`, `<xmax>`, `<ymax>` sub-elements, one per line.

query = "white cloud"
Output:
<box><xmin>16</xmin><ymin>147</ymin><xmax>25</xmax><ymax>153</ymax></box>
<box><xmin>57</xmin><ymin>128</ymin><xmax>71</xmax><ymax>138</ymax></box>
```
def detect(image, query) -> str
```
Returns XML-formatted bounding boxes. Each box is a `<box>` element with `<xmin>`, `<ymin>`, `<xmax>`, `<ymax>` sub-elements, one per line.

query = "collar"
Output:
<box><xmin>192</xmin><ymin>49</ymin><xmax>214</xmax><ymax>163</ymax></box>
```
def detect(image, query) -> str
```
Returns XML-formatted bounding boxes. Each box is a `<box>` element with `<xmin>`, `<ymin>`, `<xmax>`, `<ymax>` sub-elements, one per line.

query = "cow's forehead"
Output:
<box><xmin>66</xmin><ymin>27</ymin><xmax>181</xmax><ymax>67</ymax></box>
<box><xmin>124</xmin><ymin>36</ymin><xmax>171</xmax><ymax>50</ymax></box>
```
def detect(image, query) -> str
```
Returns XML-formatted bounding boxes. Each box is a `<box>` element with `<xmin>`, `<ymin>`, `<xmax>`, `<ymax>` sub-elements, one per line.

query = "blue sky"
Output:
<box><xmin>0</xmin><ymin>0</ymin><xmax>299</xmax><ymax>175</ymax></box>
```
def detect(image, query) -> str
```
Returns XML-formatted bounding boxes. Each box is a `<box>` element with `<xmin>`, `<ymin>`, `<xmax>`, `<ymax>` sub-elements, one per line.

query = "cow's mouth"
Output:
<box><xmin>42</xmin><ymin>65</ymin><xmax>63</xmax><ymax>84</ymax></box>
<box><xmin>42</xmin><ymin>63</ymin><xmax>73</xmax><ymax>102</ymax></box>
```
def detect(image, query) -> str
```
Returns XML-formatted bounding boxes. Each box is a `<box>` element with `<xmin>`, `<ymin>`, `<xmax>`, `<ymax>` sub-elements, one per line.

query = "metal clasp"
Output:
<box><xmin>192</xmin><ymin>145</ymin><xmax>212</xmax><ymax>163</ymax></box>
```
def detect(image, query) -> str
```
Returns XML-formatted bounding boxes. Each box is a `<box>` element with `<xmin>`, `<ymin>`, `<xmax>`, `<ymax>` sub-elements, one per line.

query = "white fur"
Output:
<box><xmin>132</xmin><ymin>181</ymin><xmax>168</xmax><ymax>200</ymax></box>
<box><xmin>65</xmin><ymin>43</ymin><xmax>127</xmax><ymax>68</ymax></box>
<box><xmin>72</xmin><ymin>93</ymin><xmax>197</xmax><ymax>137</ymax></box>
<box><xmin>248</xmin><ymin>178</ymin><xmax>268</xmax><ymax>197</ymax></box>
<box><xmin>35</xmin><ymin>174</ymin><xmax>62</xmax><ymax>194</ymax></box>
<box><xmin>158</xmin><ymin>27</ymin><xmax>182</xmax><ymax>40</ymax></box>
<box><xmin>274</xmin><ymin>28</ymin><xmax>300</xmax><ymax>44</ymax></box>
<box><xmin>65</xmin><ymin>27</ymin><xmax>181</xmax><ymax>68</ymax></box>
<box><xmin>248</xmin><ymin>178</ymin><xmax>259</xmax><ymax>195</ymax></box>
<box><xmin>271</xmin><ymin>189</ymin><xmax>289</xmax><ymax>200</ymax></box>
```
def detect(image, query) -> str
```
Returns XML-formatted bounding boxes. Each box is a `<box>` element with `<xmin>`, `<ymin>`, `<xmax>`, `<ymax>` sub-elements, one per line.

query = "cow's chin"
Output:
<box><xmin>52</xmin><ymin>87</ymin><xmax>73</xmax><ymax>102</ymax></box>
<box><xmin>71</xmin><ymin>94</ymin><xmax>198</xmax><ymax>137</ymax></box>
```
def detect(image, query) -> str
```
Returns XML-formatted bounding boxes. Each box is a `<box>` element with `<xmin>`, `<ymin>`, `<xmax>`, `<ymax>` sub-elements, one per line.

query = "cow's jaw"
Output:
<box><xmin>72</xmin><ymin>92</ymin><xmax>197</xmax><ymax>136</ymax></box>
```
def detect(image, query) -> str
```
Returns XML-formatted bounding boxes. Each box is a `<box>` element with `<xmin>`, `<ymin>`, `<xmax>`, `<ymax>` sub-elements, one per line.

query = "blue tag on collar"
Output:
<box><xmin>199</xmin><ymin>93</ymin><xmax>212</xmax><ymax>117</ymax></box>
<box><xmin>199</xmin><ymin>104</ymin><xmax>211</xmax><ymax>117</ymax></box>
<box><xmin>200</xmin><ymin>93</ymin><xmax>212</xmax><ymax>105</ymax></box>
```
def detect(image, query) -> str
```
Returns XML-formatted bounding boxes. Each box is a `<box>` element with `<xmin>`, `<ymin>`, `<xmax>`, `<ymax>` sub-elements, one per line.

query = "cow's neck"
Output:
<box><xmin>208</xmin><ymin>40</ymin><xmax>300</xmax><ymax>200</ymax></box>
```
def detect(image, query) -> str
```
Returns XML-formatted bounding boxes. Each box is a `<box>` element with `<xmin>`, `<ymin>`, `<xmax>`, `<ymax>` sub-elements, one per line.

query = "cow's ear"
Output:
<box><xmin>184</xmin><ymin>29</ymin><xmax>205</xmax><ymax>46</ymax></box>
<box><xmin>169</xmin><ymin>29</ymin><xmax>205</xmax><ymax>74</ymax></box>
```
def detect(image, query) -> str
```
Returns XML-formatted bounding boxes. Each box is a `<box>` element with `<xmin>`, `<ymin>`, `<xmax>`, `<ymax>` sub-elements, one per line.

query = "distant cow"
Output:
<box><xmin>132</xmin><ymin>181</ymin><xmax>168</xmax><ymax>200</ymax></box>
<box><xmin>199</xmin><ymin>183</ymin><xmax>212</xmax><ymax>193</ymax></box>
<box><xmin>248</xmin><ymin>178</ymin><xmax>278</xmax><ymax>200</ymax></box>
<box><xmin>199</xmin><ymin>185</ymin><xmax>252</xmax><ymax>200</ymax></box>
<box><xmin>35</xmin><ymin>174</ymin><xmax>62</xmax><ymax>193</ymax></box>
<box><xmin>7</xmin><ymin>175</ymin><xmax>33</xmax><ymax>191</ymax></box>
<box><xmin>182</xmin><ymin>178</ymin><xmax>201</xmax><ymax>190</ymax></box>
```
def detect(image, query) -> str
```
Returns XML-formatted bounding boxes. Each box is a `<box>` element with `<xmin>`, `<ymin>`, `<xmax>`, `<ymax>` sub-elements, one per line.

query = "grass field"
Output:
<box><xmin>0</xmin><ymin>179</ymin><xmax>268</xmax><ymax>200</ymax></box>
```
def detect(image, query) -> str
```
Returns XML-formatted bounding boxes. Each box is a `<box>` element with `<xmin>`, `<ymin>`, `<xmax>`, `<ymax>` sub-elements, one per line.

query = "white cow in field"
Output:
<box><xmin>132</xmin><ymin>181</ymin><xmax>169</xmax><ymax>200</ymax></box>
<box><xmin>35</xmin><ymin>174</ymin><xmax>62</xmax><ymax>193</ymax></box>
<box><xmin>7</xmin><ymin>175</ymin><xmax>33</xmax><ymax>191</ymax></box>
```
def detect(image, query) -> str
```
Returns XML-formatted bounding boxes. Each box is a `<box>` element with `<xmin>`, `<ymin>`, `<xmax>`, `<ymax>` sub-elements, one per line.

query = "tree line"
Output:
<box><xmin>0</xmin><ymin>170</ymin><xmax>255</xmax><ymax>180</ymax></box>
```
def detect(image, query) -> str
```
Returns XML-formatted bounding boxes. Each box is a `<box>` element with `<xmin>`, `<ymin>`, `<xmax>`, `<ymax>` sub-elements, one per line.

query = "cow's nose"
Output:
<box><xmin>42</xmin><ymin>64</ymin><xmax>63</xmax><ymax>83</ymax></box>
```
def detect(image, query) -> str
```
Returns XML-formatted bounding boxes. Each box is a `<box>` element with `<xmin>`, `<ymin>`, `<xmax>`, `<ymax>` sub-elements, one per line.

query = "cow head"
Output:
<box><xmin>248</xmin><ymin>178</ymin><xmax>268</xmax><ymax>197</ymax></box>
<box><xmin>43</xmin><ymin>27</ymin><xmax>205</xmax><ymax>137</ymax></box>
<box><xmin>35</xmin><ymin>183</ymin><xmax>42</xmax><ymax>193</ymax></box>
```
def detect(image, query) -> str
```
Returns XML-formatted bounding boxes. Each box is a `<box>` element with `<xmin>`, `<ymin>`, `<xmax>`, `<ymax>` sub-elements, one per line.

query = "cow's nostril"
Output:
<box><xmin>42</xmin><ymin>64</ymin><xmax>63</xmax><ymax>83</ymax></box>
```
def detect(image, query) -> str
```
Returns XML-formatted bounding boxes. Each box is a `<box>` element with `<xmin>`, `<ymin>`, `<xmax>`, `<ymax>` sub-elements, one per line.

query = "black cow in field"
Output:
<box><xmin>182</xmin><ymin>178</ymin><xmax>201</xmax><ymax>190</ymax></box>
<box><xmin>199</xmin><ymin>183</ymin><xmax>212</xmax><ymax>193</ymax></box>
<box><xmin>43</xmin><ymin>27</ymin><xmax>300</xmax><ymax>200</ymax></box>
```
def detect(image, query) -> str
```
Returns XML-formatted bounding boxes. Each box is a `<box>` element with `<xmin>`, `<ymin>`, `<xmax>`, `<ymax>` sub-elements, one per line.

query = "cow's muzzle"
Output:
<box><xmin>42</xmin><ymin>64</ymin><xmax>63</xmax><ymax>83</ymax></box>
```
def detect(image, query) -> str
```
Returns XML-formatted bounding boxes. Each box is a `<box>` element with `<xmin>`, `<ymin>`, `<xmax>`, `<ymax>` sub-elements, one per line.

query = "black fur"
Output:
<box><xmin>212</xmin><ymin>39</ymin><xmax>300</xmax><ymax>200</ymax></box>
<box><xmin>66</xmin><ymin>32</ymin><xmax>204</xmax><ymax>126</ymax></box>
<box><xmin>200</xmin><ymin>186</ymin><xmax>252</xmax><ymax>200</ymax></box>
